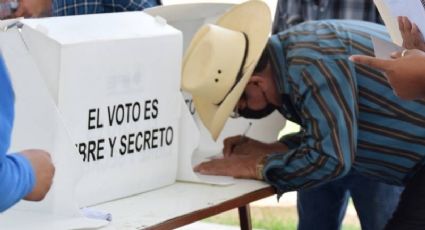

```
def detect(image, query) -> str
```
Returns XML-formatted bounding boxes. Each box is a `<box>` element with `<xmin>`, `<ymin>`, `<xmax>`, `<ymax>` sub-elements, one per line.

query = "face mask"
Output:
<box><xmin>236</xmin><ymin>104</ymin><xmax>277</xmax><ymax>119</ymax></box>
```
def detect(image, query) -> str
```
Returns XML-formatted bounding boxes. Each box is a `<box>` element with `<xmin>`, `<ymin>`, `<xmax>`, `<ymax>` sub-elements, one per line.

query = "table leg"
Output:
<box><xmin>238</xmin><ymin>204</ymin><xmax>252</xmax><ymax>230</ymax></box>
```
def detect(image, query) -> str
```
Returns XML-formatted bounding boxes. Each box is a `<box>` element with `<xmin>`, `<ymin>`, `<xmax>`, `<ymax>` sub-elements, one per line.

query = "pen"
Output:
<box><xmin>240</xmin><ymin>122</ymin><xmax>252</xmax><ymax>142</ymax></box>
<box><xmin>209</xmin><ymin>122</ymin><xmax>253</xmax><ymax>159</ymax></box>
<box><xmin>225</xmin><ymin>122</ymin><xmax>253</xmax><ymax>155</ymax></box>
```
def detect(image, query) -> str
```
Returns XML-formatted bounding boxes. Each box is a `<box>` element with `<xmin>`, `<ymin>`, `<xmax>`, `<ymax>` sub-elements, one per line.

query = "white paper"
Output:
<box><xmin>375</xmin><ymin>0</ymin><xmax>425</xmax><ymax>45</ymax></box>
<box><xmin>385</xmin><ymin>0</ymin><xmax>425</xmax><ymax>34</ymax></box>
<box><xmin>371</xmin><ymin>36</ymin><xmax>403</xmax><ymax>59</ymax></box>
<box><xmin>177</xmin><ymin>96</ymin><xmax>235</xmax><ymax>185</ymax></box>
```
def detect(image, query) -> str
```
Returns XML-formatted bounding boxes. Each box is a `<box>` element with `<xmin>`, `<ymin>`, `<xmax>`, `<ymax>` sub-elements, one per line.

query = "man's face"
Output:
<box><xmin>236</xmin><ymin>78</ymin><xmax>269</xmax><ymax>113</ymax></box>
<box><xmin>232</xmin><ymin>67</ymin><xmax>275</xmax><ymax>120</ymax></box>
<box><xmin>231</xmin><ymin>60</ymin><xmax>281</xmax><ymax>119</ymax></box>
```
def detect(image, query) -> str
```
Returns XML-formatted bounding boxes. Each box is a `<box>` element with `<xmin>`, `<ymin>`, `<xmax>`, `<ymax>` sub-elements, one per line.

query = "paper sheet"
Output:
<box><xmin>177</xmin><ymin>96</ymin><xmax>235</xmax><ymax>185</ymax></box>
<box><xmin>385</xmin><ymin>0</ymin><xmax>425</xmax><ymax>33</ymax></box>
<box><xmin>375</xmin><ymin>0</ymin><xmax>425</xmax><ymax>45</ymax></box>
<box><xmin>371</xmin><ymin>36</ymin><xmax>403</xmax><ymax>59</ymax></box>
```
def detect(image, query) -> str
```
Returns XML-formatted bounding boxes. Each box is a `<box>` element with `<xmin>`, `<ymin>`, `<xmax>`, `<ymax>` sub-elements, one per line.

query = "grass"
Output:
<box><xmin>204</xmin><ymin>205</ymin><xmax>361</xmax><ymax>230</ymax></box>
<box><xmin>205</xmin><ymin>206</ymin><xmax>297</xmax><ymax>230</ymax></box>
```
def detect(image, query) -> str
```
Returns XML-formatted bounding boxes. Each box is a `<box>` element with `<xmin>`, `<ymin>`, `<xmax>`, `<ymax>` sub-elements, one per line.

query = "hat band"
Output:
<box><xmin>215</xmin><ymin>32</ymin><xmax>249</xmax><ymax>106</ymax></box>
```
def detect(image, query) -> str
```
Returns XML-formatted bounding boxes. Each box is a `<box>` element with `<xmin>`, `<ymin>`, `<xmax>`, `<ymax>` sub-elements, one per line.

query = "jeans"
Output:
<box><xmin>297</xmin><ymin>170</ymin><xmax>403</xmax><ymax>230</ymax></box>
<box><xmin>385</xmin><ymin>165</ymin><xmax>425</xmax><ymax>230</ymax></box>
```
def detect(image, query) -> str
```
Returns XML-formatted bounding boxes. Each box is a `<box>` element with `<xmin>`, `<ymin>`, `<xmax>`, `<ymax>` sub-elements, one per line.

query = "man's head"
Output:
<box><xmin>233</xmin><ymin>49</ymin><xmax>280</xmax><ymax>119</ymax></box>
<box><xmin>182</xmin><ymin>0</ymin><xmax>271</xmax><ymax>140</ymax></box>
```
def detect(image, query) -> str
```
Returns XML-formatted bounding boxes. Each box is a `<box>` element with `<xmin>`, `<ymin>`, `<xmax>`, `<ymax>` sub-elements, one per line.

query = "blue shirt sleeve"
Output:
<box><xmin>0</xmin><ymin>55</ymin><xmax>35</xmax><ymax>212</ymax></box>
<box><xmin>0</xmin><ymin>154</ymin><xmax>35</xmax><ymax>212</ymax></box>
<box><xmin>263</xmin><ymin>58</ymin><xmax>358</xmax><ymax>192</ymax></box>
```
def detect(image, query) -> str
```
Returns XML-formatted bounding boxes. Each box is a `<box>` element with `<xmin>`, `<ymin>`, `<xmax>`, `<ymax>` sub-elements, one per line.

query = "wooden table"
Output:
<box><xmin>96</xmin><ymin>180</ymin><xmax>275</xmax><ymax>230</ymax></box>
<box><xmin>0</xmin><ymin>180</ymin><xmax>275</xmax><ymax>230</ymax></box>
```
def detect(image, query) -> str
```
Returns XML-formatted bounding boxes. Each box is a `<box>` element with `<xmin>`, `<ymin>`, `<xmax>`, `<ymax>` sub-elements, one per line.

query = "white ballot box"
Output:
<box><xmin>9</xmin><ymin>11</ymin><xmax>182</xmax><ymax>209</ymax></box>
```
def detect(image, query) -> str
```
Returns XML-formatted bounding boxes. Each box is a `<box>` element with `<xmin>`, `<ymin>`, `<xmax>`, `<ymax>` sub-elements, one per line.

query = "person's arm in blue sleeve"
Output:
<box><xmin>0</xmin><ymin>57</ymin><xmax>35</xmax><ymax>212</ymax></box>
<box><xmin>263</xmin><ymin>58</ymin><xmax>358</xmax><ymax>192</ymax></box>
<box><xmin>0</xmin><ymin>55</ymin><xmax>55</xmax><ymax>212</ymax></box>
<box><xmin>0</xmin><ymin>155</ymin><xmax>35</xmax><ymax>212</ymax></box>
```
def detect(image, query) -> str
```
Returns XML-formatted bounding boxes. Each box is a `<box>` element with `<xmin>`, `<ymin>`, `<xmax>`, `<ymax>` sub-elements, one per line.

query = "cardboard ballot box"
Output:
<box><xmin>13</xmin><ymin>12</ymin><xmax>182</xmax><ymax>208</ymax></box>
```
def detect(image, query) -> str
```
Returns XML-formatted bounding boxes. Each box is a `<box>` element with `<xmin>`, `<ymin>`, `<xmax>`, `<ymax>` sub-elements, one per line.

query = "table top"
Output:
<box><xmin>97</xmin><ymin>180</ymin><xmax>275</xmax><ymax>230</ymax></box>
<box><xmin>0</xmin><ymin>180</ymin><xmax>275</xmax><ymax>230</ymax></box>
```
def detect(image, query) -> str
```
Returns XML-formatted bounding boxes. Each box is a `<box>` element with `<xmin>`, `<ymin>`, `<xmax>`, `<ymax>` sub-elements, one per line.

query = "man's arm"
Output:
<box><xmin>194</xmin><ymin>137</ymin><xmax>288</xmax><ymax>180</ymax></box>
<box><xmin>279</xmin><ymin>132</ymin><xmax>304</xmax><ymax>149</ymax></box>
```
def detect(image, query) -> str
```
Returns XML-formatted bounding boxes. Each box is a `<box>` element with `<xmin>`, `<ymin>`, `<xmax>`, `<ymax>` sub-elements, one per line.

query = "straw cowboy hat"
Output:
<box><xmin>182</xmin><ymin>0</ymin><xmax>271</xmax><ymax>140</ymax></box>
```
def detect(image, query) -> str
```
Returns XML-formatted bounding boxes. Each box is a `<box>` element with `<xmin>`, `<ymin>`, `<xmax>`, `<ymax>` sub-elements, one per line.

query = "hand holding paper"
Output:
<box><xmin>398</xmin><ymin>16</ymin><xmax>425</xmax><ymax>51</ymax></box>
<box><xmin>374</xmin><ymin>0</ymin><xmax>425</xmax><ymax>46</ymax></box>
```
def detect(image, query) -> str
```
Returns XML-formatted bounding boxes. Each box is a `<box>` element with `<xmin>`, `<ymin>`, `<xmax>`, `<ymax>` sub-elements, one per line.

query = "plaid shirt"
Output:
<box><xmin>53</xmin><ymin>0</ymin><xmax>160</xmax><ymax>16</ymax></box>
<box><xmin>263</xmin><ymin>20</ymin><xmax>425</xmax><ymax>193</ymax></box>
<box><xmin>273</xmin><ymin>0</ymin><xmax>382</xmax><ymax>33</ymax></box>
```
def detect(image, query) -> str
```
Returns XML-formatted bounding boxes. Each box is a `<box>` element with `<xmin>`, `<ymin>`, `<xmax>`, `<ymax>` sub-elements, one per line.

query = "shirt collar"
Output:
<box><xmin>267</xmin><ymin>35</ymin><xmax>291</xmax><ymax>95</ymax></box>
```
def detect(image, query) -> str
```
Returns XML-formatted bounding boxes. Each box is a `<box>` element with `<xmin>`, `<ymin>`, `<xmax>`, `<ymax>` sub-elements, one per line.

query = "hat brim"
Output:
<box><xmin>193</xmin><ymin>62</ymin><xmax>257</xmax><ymax>140</ymax></box>
<box><xmin>190</xmin><ymin>0</ymin><xmax>271</xmax><ymax>140</ymax></box>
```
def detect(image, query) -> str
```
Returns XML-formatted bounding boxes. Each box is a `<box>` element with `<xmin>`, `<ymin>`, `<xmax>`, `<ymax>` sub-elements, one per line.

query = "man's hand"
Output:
<box><xmin>350</xmin><ymin>50</ymin><xmax>425</xmax><ymax>100</ymax></box>
<box><xmin>194</xmin><ymin>137</ymin><xmax>287</xmax><ymax>179</ymax></box>
<box><xmin>398</xmin><ymin>16</ymin><xmax>425</xmax><ymax>51</ymax></box>
<box><xmin>13</xmin><ymin>0</ymin><xmax>51</xmax><ymax>18</ymax></box>
<box><xmin>194</xmin><ymin>153</ymin><xmax>266</xmax><ymax>180</ymax></box>
<box><xmin>222</xmin><ymin>135</ymin><xmax>287</xmax><ymax>157</ymax></box>
<box><xmin>19</xmin><ymin>149</ymin><xmax>55</xmax><ymax>201</ymax></box>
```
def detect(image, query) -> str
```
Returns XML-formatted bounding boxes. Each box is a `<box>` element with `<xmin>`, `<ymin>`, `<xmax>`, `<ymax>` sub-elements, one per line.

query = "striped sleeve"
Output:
<box><xmin>263</xmin><ymin>58</ymin><xmax>358</xmax><ymax>192</ymax></box>
<box><xmin>279</xmin><ymin>132</ymin><xmax>303</xmax><ymax>149</ymax></box>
